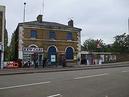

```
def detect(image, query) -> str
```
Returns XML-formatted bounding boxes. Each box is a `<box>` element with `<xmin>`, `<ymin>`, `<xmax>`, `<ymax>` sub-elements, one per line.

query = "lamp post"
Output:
<box><xmin>23</xmin><ymin>2</ymin><xmax>26</xmax><ymax>22</ymax></box>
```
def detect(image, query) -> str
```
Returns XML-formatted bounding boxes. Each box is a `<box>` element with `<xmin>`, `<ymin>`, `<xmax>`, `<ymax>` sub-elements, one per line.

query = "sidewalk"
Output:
<box><xmin>0</xmin><ymin>61</ymin><xmax>129</xmax><ymax>76</ymax></box>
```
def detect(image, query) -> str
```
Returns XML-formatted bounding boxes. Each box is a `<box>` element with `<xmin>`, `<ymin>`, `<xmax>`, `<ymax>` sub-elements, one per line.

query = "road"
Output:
<box><xmin>0</xmin><ymin>66</ymin><xmax>129</xmax><ymax>97</ymax></box>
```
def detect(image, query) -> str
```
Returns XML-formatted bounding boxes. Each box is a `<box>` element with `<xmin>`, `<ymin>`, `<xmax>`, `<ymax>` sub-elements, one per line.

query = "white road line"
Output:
<box><xmin>74</xmin><ymin>73</ymin><xmax>109</xmax><ymax>80</ymax></box>
<box><xmin>0</xmin><ymin>81</ymin><xmax>51</xmax><ymax>90</ymax></box>
<box><xmin>47</xmin><ymin>94</ymin><xmax>62</xmax><ymax>97</ymax></box>
<box><xmin>122</xmin><ymin>70</ymin><xmax>129</xmax><ymax>73</ymax></box>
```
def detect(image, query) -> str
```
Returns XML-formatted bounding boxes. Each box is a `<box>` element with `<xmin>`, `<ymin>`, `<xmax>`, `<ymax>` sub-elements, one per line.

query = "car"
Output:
<box><xmin>5</xmin><ymin>61</ymin><xmax>19</xmax><ymax>69</ymax></box>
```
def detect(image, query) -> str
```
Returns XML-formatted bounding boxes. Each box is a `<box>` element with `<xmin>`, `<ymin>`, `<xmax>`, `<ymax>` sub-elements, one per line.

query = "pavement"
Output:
<box><xmin>0</xmin><ymin>61</ymin><xmax>129</xmax><ymax>76</ymax></box>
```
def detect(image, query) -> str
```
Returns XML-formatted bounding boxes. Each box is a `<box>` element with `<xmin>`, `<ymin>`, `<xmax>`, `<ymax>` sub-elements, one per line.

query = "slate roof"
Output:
<box><xmin>19</xmin><ymin>21</ymin><xmax>82</xmax><ymax>32</ymax></box>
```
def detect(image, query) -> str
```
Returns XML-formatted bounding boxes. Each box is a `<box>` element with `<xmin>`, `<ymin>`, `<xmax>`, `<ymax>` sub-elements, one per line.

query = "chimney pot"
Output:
<box><xmin>68</xmin><ymin>19</ymin><xmax>74</xmax><ymax>27</ymax></box>
<box><xmin>37</xmin><ymin>15</ymin><xmax>43</xmax><ymax>23</ymax></box>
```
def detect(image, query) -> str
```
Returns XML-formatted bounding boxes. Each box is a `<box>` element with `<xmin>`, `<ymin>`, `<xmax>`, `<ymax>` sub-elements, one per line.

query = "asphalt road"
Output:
<box><xmin>0</xmin><ymin>66</ymin><xmax>129</xmax><ymax>97</ymax></box>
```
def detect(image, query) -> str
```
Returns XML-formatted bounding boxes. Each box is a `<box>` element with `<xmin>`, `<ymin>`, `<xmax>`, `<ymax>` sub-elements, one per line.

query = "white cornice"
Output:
<box><xmin>23</xmin><ymin>38</ymin><xmax>78</xmax><ymax>43</ymax></box>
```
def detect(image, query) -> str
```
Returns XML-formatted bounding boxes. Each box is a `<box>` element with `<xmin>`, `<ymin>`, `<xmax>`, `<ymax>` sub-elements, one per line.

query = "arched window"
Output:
<box><xmin>66</xmin><ymin>47</ymin><xmax>73</xmax><ymax>59</ymax></box>
<box><xmin>31</xmin><ymin>30</ymin><xmax>37</xmax><ymax>38</ymax></box>
<box><xmin>67</xmin><ymin>32</ymin><xmax>72</xmax><ymax>40</ymax></box>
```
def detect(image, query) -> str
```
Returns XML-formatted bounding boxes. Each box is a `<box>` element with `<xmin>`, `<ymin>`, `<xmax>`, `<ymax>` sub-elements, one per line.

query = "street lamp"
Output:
<box><xmin>23</xmin><ymin>2</ymin><xmax>26</xmax><ymax>22</ymax></box>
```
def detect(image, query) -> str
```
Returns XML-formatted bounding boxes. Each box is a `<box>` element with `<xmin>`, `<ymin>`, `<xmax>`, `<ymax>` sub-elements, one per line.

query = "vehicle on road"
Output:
<box><xmin>5</xmin><ymin>61</ymin><xmax>19</xmax><ymax>69</ymax></box>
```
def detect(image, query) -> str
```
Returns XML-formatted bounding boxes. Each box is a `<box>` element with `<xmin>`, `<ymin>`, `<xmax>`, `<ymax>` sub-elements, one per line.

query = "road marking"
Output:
<box><xmin>122</xmin><ymin>70</ymin><xmax>129</xmax><ymax>73</ymax></box>
<box><xmin>47</xmin><ymin>94</ymin><xmax>62</xmax><ymax>97</ymax></box>
<box><xmin>0</xmin><ymin>81</ymin><xmax>51</xmax><ymax>90</ymax></box>
<box><xmin>74</xmin><ymin>73</ymin><xmax>109</xmax><ymax>80</ymax></box>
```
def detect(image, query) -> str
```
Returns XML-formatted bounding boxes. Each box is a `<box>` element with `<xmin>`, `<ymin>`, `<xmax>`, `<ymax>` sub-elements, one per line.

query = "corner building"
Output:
<box><xmin>14</xmin><ymin>15</ymin><xmax>81</xmax><ymax>66</ymax></box>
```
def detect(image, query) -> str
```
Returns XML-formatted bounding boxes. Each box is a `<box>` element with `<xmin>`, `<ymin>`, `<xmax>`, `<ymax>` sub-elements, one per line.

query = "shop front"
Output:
<box><xmin>23</xmin><ymin>47</ymin><xmax>43</xmax><ymax>67</ymax></box>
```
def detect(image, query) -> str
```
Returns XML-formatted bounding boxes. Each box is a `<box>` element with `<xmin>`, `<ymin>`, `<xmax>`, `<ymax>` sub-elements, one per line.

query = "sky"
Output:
<box><xmin>0</xmin><ymin>0</ymin><xmax>129</xmax><ymax>44</ymax></box>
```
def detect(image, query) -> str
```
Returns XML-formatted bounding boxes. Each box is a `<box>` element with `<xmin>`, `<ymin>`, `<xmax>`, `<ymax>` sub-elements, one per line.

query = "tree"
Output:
<box><xmin>9</xmin><ymin>31</ymin><xmax>18</xmax><ymax>60</ymax></box>
<box><xmin>112</xmin><ymin>33</ymin><xmax>129</xmax><ymax>53</ymax></box>
<box><xmin>4</xmin><ymin>29</ymin><xmax>9</xmax><ymax>61</ymax></box>
<box><xmin>82</xmin><ymin>39</ymin><xmax>105</xmax><ymax>52</ymax></box>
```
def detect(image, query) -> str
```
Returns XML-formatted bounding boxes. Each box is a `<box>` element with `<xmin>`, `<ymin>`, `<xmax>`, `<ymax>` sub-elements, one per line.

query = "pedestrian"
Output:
<box><xmin>23</xmin><ymin>61</ymin><xmax>28</xmax><ymax>68</ymax></box>
<box><xmin>43</xmin><ymin>58</ymin><xmax>47</xmax><ymax>68</ymax></box>
<box><xmin>27</xmin><ymin>60</ymin><xmax>31</xmax><ymax>68</ymax></box>
<box><xmin>62</xmin><ymin>57</ymin><xmax>66</xmax><ymax>67</ymax></box>
<box><xmin>33</xmin><ymin>53</ymin><xmax>38</xmax><ymax>68</ymax></box>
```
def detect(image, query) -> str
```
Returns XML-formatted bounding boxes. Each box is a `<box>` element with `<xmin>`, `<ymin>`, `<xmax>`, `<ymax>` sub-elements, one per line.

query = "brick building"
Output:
<box><xmin>14</xmin><ymin>15</ymin><xmax>81</xmax><ymax>66</ymax></box>
<box><xmin>0</xmin><ymin>5</ymin><xmax>5</xmax><ymax>69</ymax></box>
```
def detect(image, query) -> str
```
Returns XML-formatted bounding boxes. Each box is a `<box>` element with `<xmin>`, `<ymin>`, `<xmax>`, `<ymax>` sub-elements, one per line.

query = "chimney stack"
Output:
<box><xmin>68</xmin><ymin>19</ymin><xmax>74</xmax><ymax>27</ymax></box>
<box><xmin>37</xmin><ymin>15</ymin><xmax>43</xmax><ymax>23</ymax></box>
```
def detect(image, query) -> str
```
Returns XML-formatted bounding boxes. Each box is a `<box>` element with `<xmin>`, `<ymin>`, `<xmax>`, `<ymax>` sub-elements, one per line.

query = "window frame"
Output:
<box><xmin>49</xmin><ymin>31</ymin><xmax>56</xmax><ymax>40</ymax></box>
<box><xmin>30</xmin><ymin>30</ymin><xmax>37</xmax><ymax>39</ymax></box>
<box><xmin>66</xmin><ymin>32</ymin><xmax>73</xmax><ymax>40</ymax></box>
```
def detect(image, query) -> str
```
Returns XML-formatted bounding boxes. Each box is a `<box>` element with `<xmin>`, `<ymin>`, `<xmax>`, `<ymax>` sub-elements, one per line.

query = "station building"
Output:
<box><xmin>0</xmin><ymin>5</ymin><xmax>5</xmax><ymax>69</ymax></box>
<box><xmin>14</xmin><ymin>15</ymin><xmax>81</xmax><ymax>66</ymax></box>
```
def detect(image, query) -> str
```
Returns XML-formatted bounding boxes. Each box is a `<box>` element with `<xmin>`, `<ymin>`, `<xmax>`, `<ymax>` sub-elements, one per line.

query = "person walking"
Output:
<box><xmin>33</xmin><ymin>53</ymin><xmax>38</xmax><ymax>68</ymax></box>
<box><xmin>43</xmin><ymin>58</ymin><xmax>47</xmax><ymax>68</ymax></box>
<box><xmin>62</xmin><ymin>56</ymin><xmax>66</xmax><ymax>67</ymax></box>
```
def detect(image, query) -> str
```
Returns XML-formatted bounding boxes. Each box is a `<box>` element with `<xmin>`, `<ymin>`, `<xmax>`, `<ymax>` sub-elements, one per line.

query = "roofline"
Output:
<box><xmin>18</xmin><ymin>21</ymin><xmax>82</xmax><ymax>31</ymax></box>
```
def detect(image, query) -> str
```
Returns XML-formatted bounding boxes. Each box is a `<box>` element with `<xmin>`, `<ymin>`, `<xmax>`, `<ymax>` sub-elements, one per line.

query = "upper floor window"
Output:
<box><xmin>31</xmin><ymin>30</ymin><xmax>37</xmax><ymax>38</ymax></box>
<box><xmin>67</xmin><ymin>32</ymin><xmax>72</xmax><ymax>40</ymax></box>
<box><xmin>49</xmin><ymin>31</ymin><xmax>56</xmax><ymax>39</ymax></box>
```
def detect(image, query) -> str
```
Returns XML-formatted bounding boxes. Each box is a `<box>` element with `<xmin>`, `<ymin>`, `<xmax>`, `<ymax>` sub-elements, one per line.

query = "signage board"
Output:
<box><xmin>23</xmin><ymin>47</ymin><xmax>43</xmax><ymax>52</ymax></box>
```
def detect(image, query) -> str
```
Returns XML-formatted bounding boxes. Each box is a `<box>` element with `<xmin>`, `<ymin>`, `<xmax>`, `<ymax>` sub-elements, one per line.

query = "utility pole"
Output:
<box><xmin>23</xmin><ymin>2</ymin><xmax>26</xmax><ymax>22</ymax></box>
<box><xmin>42</xmin><ymin>0</ymin><xmax>45</xmax><ymax>15</ymax></box>
<box><xmin>128</xmin><ymin>18</ymin><xmax>129</xmax><ymax>34</ymax></box>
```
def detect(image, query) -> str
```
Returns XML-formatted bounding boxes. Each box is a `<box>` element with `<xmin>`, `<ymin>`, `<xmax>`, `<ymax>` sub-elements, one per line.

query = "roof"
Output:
<box><xmin>18</xmin><ymin>21</ymin><xmax>82</xmax><ymax>32</ymax></box>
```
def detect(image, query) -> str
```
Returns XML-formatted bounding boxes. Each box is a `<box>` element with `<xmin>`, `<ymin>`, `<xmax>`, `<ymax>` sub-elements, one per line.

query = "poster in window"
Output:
<box><xmin>51</xmin><ymin>55</ymin><xmax>56</xmax><ymax>62</ymax></box>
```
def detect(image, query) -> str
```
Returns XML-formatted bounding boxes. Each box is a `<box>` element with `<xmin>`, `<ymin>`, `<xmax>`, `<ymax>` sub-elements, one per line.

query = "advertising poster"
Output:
<box><xmin>51</xmin><ymin>55</ymin><xmax>56</xmax><ymax>62</ymax></box>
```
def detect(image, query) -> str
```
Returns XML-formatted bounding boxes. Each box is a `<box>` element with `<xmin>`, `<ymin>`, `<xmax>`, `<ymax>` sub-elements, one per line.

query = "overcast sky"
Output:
<box><xmin>0</xmin><ymin>0</ymin><xmax>129</xmax><ymax>44</ymax></box>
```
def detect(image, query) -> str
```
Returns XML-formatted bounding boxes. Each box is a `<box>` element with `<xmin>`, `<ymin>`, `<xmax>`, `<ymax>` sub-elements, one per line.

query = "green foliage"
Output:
<box><xmin>9</xmin><ymin>32</ymin><xmax>18</xmax><ymax>60</ymax></box>
<box><xmin>4</xmin><ymin>29</ymin><xmax>10</xmax><ymax>61</ymax></box>
<box><xmin>82</xmin><ymin>39</ymin><xmax>105</xmax><ymax>52</ymax></box>
<box><xmin>112</xmin><ymin>33</ymin><xmax>129</xmax><ymax>53</ymax></box>
<box><xmin>82</xmin><ymin>33</ymin><xmax>129</xmax><ymax>53</ymax></box>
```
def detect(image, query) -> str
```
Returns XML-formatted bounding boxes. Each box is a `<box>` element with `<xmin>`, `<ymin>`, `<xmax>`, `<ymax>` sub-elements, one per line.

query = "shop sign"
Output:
<box><xmin>23</xmin><ymin>47</ymin><xmax>43</xmax><ymax>52</ymax></box>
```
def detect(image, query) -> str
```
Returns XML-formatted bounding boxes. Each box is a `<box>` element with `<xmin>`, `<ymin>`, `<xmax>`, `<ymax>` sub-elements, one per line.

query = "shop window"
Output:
<box><xmin>31</xmin><ymin>30</ymin><xmax>37</xmax><ymax>38</ymax></box>
<box><xmin>67</xmin><ymin>32</ymin><xmax>72</xmax><ymax>40</ymax></box>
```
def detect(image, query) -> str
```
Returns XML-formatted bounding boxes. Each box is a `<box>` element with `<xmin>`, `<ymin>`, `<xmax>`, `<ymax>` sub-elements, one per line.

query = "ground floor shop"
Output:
<box><xmin>19</xmin><ymin>45</ymin><xmax>78</xmax><ymax>67</ymax></box>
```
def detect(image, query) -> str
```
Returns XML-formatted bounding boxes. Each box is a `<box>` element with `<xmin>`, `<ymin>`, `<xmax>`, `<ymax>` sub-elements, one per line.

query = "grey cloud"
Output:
<box><xmin>0</xmin><ymin>0</ymin><xmax>129</xmax><ymax>44</ymax></box>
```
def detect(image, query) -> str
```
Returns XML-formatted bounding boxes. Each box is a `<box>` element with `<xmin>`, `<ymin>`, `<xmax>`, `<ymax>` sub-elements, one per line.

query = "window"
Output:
<box><xmin>66</xmin><ymin>47</ymin><xmax>73</xmax><ymax>60</ymax></box>
<box><xmin>31</xmin><ymin>30</ymin><xmax>37</xmax><ymax>38</ymax></box>
<box><xmin>49</xmin><ymin>31</ymin><xmax>56</xmax><ymax>39</ymax></box>
<box><xmin>67</xmin><ymin>32</ymin><xmax>72</xmax><ymax>40</ymax></box>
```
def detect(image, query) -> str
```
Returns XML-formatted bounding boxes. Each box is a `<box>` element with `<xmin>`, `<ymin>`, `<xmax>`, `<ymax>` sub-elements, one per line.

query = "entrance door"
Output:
<box><xmin>48</xmin><ymin>46</ymin><xmax>57</xmax><ymax>65</ymax></box>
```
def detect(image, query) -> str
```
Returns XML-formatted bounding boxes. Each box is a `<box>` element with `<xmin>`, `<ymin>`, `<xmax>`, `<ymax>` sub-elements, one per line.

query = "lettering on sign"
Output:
<box><xmin>23</xmin><ymin>47</ymin><xmax>43</xmax><ymax>52</ymax></box>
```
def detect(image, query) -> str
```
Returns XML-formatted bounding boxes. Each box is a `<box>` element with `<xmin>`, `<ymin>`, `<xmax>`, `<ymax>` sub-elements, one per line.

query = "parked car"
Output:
<box><xmin>5</xmin><ymin>61</ymin><xmax>19</xmax><ymax>69</ymax></box>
